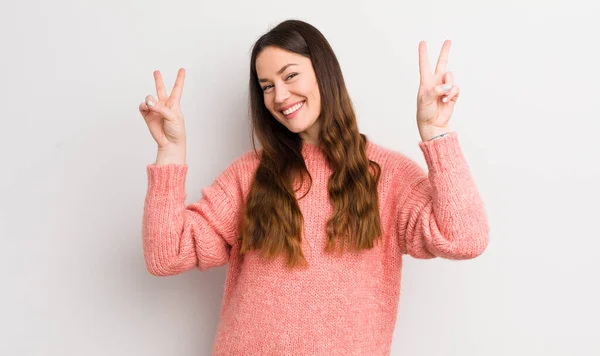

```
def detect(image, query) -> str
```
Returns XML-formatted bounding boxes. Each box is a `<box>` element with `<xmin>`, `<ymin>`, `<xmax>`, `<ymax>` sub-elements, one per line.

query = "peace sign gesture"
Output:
<box><xmin>416</xmin><ymin>40</ymin><xmax>460</xmax><ymax>140</ymax></box>
<box><xmin>139</xmin><ymin>68</ymin><xmax>187</xmax><ymax>148</ymax></box>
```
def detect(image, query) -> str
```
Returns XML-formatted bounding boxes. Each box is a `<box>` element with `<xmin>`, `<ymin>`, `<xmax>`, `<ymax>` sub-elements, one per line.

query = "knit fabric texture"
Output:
<box><xmin>142</xmin><ymin>132</ymin><xmax>489</xmax><ymax>355</ymax></box>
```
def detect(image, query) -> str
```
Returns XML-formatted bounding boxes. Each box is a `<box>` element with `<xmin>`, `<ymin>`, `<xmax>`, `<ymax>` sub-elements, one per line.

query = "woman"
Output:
<box><xmin>138</xmin><ymin>19</ymin><xmax>489</xmax><ymax>356</ymax></box>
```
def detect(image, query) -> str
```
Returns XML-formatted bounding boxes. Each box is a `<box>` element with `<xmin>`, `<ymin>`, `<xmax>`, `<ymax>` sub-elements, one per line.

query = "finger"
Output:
<box><xmin>451</xmin><ymin>91</ymin><xmax>459</xmax><ymax>102</ymax></box>
<box><xmin>435</xmin><ymin>40</ymin><xmax>451</xmax><ymax>75</ymax></box>
<box><xmin>139</xmin><ymin>102</ymin><xmax>149</xmax><ymax>116</ymax></box>
<box><xmin>420</xmin><ymin>84</ymin><xmax>446</xmax><ymax>104</ymax></box>
<box><xmin>443</xmin><ymin>71</ymin><xmax>454</xmax><ymax>85</ymax></box>
<box><xmin>145</xmin><ymin>94</ymin><xmax>177</xmax><ymax>120</ymax></box>
<box><xmin>154</xmin><ymin>70</ymin><xmax>168</xmax><ymax>101</ymax></box>
<box><xmin>439</xmin><ymin>72</ymin><xmax>455</xmax><ymax>103</ymax></box>
<box><xmin>170</xmin><ymin>68</ymin><xmax>186</xmax><ymax>102</ymax></box>
<box><xmin>431</xmin><ymin>83</ymin><xmax>455</xmax><ymax>97</ymax></box>
<box><xmin>418</xmin><ymin>41</ymin><xmax>431</xmax><ymax>84</ymax></box>
<box><xmin>443</xmin><ymin>85</ymin><xmax>460</xmax><ymax>103</ymax></box>
<box><xmin>145</xmin><ymin>94</ymin><xmax>158</xmax><ymax>107</ymax></box>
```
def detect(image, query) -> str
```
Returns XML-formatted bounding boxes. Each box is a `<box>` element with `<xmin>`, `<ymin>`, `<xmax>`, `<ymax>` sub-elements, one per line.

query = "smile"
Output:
<box><xmin>282</xmin><ymin>101</ymin><xmax>305</xmax><ymax>116</ymax></box>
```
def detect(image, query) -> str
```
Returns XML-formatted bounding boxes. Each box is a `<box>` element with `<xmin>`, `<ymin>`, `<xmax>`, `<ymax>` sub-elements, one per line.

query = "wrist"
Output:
<box><xmin>156</xmin><ymin>144</ymin><xmax>186</xmax><ymax>166</ymax></box>
<box><xmin>427</xmin><ymin>132</ymin><xmax>451</xmax><ymax>141</ymax></box>
<box><xmin>419</xmin><ymin>126</ymin><xmax>451</xmax><ymax>142</ymax></box>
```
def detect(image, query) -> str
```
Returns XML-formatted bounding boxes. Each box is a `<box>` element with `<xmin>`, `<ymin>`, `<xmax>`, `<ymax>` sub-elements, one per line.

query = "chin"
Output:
<box><xmin>272</xmin><ymin>110</ymin><xmax>318</xmax><ymax>135</ymax></box>
<box><xmin>284</xmin><ymin>124</ymin><xmax>308</xmax><ymax>134</ymax></box>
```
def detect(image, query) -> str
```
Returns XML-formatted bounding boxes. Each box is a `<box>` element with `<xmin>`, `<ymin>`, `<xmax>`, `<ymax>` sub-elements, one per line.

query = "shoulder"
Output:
<box><xmin>228</xmin><ymin>147</ymin><xmax>261</xmax><ymax>170</ymax></box>
<box><xmin>213</xmin><ymin>147</ymin><xmax>262</xmax><ymax>197</ymax></box>
<box><xmin>232</xmin><ymin>147</ymin><xmax>263</xmax><ymax>179</ymax></box>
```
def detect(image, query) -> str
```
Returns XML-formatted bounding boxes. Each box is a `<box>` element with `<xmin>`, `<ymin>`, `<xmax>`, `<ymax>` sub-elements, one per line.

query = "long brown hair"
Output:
<box><xmin>239</xmin><ymin>19</ymin><xmax>382</xmax><ymax>269</ymax></box>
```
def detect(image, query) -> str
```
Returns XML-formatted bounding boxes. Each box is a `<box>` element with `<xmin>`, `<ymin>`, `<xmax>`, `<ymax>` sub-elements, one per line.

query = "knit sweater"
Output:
<box><xmin>142</xmin><ymin>132</ymin><xmax>489</xmax><ymax>355</ymax></box>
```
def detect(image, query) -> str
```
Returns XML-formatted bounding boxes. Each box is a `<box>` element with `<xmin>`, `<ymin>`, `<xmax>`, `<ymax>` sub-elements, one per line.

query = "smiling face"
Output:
<box><xmin>255</xmin><ymin>46</ymin><xmax>322</xmax><ymax>145</ymax></box>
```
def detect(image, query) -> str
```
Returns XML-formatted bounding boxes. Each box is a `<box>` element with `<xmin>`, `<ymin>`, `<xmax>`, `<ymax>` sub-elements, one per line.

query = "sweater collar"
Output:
<box><xmin>301</xmin><ymin>140</ymin><xmax>324</xmax><ymax>160</ymax></box>
<box><xmin>301</xmin><ymin>140</ymin><xmax>374</xmax><ymax>159</ymax></box>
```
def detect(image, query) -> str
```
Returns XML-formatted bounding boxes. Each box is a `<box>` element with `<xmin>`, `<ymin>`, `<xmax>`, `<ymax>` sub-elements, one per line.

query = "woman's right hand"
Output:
<box><xmin>139</xmin><ymin>68</ymin><xmax>187</xmax><ymax>149</ymax></box>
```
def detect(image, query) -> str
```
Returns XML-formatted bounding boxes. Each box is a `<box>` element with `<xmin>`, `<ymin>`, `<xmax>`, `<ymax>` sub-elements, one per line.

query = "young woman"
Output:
<box><xmin>138</xmin><ymin>19</ymin><xmax>489</xmax><ymax>356</ymax></box>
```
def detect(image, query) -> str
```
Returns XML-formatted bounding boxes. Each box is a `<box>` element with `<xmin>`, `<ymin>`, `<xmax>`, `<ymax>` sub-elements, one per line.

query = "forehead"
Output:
<box><xmin>255</xmin><ymin>46</ymin><xmax>311</xmax><ymax>76</ymax></box>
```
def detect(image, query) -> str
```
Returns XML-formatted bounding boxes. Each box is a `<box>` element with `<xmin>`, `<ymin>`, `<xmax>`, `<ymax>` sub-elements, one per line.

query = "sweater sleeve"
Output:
<box><xmin>394</xmin><ymin>132</ymin><xmax>489</xmax><ymax>260</ymax></box>
<box><xmin>142</xmin><ymin>161</ymin><xmax>242</xmax><ymax>275</ymax></box>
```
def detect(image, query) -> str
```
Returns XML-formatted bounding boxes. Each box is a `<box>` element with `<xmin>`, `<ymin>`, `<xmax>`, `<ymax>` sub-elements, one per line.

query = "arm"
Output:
<box><xmin>395</xmin><ymin>132</ymin><xmax>489</xmax><ymax>259</ymax></box>
<box><xmin>142</xmin><ymin>162</ymin><xmax>241</xmax><ymax>276</ymax></box>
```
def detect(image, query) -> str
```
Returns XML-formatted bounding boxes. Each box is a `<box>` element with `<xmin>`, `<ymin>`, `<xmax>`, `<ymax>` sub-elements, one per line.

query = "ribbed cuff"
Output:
<box><xmin>146</xmin><ymin>164</ymin><xmax>188</xmax><ymax>197</ymax></box>
<box><xmin>418</xmin><ymin>132</ymin><xmax>465</xmax><ymax>174</ymax></box>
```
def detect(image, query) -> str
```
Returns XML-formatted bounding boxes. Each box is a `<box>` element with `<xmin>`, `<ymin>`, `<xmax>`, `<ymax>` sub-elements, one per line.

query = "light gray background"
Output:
<box><xmin>1</xmin><ymin>0</ymin><xmax>599</xmax><ymax>355</ymax></box>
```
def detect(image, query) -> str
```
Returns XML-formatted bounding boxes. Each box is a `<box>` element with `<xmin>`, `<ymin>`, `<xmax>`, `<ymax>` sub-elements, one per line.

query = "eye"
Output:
<box><xmin>261</xmin><ymin>73</ymin><xmax>298</xmax><ymax>92</ymax></box>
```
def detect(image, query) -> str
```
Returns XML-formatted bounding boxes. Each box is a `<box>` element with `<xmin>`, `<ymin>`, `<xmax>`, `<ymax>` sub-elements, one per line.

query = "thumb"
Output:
<box><xmin>146</xmin><ymin>96</ymin><xmax>177</xmax><ymax>121</ymax></box>
<box><xmin>426</xmin><ymin>84</ymin><xmax>453</xmax><ymax>101</ymax></box>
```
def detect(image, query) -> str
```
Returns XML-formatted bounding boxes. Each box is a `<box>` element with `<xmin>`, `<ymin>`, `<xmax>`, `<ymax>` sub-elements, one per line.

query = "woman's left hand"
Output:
<box><xmin>416</xmin><ymin>40</ymin><xmax>460</xmax><ymax>141</ymax></box>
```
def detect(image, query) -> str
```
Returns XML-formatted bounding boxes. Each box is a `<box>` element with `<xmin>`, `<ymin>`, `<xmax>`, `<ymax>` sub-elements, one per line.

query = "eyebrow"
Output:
<box><xmin>258</xmin><ymin>63</ymin><xmax>298</xmax><ymax>83</ymax></box>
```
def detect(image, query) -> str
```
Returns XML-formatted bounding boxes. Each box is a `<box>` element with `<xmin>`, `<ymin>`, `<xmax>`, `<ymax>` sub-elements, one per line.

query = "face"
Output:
<box><xmin>256</xmin><ymin>46</ymin><xmax>322</xmax><ymax>145</ymax></box>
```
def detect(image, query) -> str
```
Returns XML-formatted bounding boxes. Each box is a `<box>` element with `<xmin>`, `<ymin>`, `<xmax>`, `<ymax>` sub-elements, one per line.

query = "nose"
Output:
<box><xmin>274</xmin><ymin>83</ymin><xmax>291</xmax><ymax>106</ymax></box>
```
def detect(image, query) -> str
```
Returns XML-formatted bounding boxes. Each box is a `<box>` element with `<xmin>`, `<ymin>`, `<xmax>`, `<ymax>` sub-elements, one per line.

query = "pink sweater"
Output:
<box><xmin>142</xmin><ymin>132</ymin><xmax>489</xmax><ymax>355</ymax></box>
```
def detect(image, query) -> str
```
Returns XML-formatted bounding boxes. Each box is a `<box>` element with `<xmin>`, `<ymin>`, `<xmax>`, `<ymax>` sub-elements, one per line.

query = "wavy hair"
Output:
<box><xmin>239</xmin><ymin>19</ymin><xmax>382</xmax><ymax>269</ymax></box>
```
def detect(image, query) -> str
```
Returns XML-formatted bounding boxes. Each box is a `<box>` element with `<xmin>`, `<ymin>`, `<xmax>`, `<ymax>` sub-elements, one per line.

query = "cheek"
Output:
<box><xmin>309</xmin><ymin>83</ymin><xmax>321</xmax><ymax>108</ymax></box>
<box><xmin>264</xmin><ymin>96</ymin><xmax>275</xmax><ymax>113</ymax></box>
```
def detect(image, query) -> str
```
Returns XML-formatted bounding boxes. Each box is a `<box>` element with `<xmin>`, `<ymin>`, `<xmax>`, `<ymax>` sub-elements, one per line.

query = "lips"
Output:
<box><xmin>280</xmin><ymin>100</ymin><xmax>305</xmax><ymax>113</ymax></box>
<box><xmin>281</xmin><ymin>100</ymin><xmax>305</xmax><ymax>119</ymax></box>
<box><xmin>279</xmin><ymin>100</ymin><xmax>305</xmax><ymax>113</ymax></box>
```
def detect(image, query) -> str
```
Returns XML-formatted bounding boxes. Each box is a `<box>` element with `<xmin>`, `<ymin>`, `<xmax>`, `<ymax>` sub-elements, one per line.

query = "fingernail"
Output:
<box><xmin>443</xmin><ymin>84</ymin><xmax>452</xmax><ymax>91</ymax></box>
<box><xmin>147</xmin><ymin>100</ymin><xmax>155</xmax><ymax>107</ymax></box>
<box><xmin>442</xmin><ymin>97</ymin><xmax>448</xmax><ymax>103</ymax></box>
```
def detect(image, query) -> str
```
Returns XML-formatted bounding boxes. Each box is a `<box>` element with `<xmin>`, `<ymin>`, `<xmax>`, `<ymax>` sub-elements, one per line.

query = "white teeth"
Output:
<box><xmin>282</xmin><ymin>101</ymin><xmax>304</xmax><ymax>115</ymax></box>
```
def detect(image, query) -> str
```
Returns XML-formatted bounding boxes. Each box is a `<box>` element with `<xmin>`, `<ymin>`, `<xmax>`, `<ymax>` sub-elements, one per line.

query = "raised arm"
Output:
<box><xmin>142</xmin><ymin>161</ymin><xmax>242</xmax><ymax>275</ymax></box>
<box><xmin>395</xmin><ymin>132</ymin><xmax>489</xmax><ymax>259</ymax></box>
<box><xmin>138</xmin><ymin>68</ymin><xmax>242</xmax><ymax>275</ymax></box>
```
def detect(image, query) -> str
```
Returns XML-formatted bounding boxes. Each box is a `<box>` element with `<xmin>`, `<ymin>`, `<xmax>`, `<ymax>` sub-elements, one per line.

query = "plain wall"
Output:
<box><xmin>1</xmin><ymin>0</ymin><xmax>599</xmax><ymax>355</ymax></box>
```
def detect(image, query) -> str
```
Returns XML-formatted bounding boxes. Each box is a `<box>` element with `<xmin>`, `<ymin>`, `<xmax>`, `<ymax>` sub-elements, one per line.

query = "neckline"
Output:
<box><xmin>301</xmin><ymin>140</ymin><xmax>324</xmax><ymax>160</ymax></box>
<box><xmin>300</xmin><ymin>140</ymin><xmax>374</xmax><ymax>160</ymax></box>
